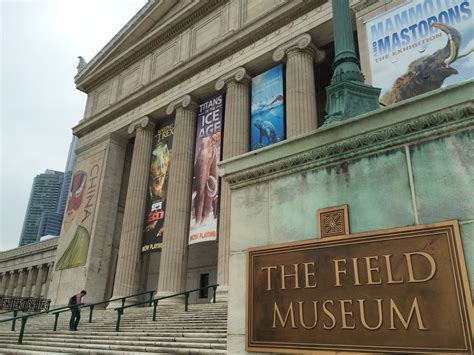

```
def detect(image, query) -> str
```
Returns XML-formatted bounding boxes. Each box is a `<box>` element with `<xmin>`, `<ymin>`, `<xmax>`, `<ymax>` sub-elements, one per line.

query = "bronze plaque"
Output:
<box><xmin>247</xmin><ymin>221</ymin><xmax>473</xmax><ymax>353</ymax></box>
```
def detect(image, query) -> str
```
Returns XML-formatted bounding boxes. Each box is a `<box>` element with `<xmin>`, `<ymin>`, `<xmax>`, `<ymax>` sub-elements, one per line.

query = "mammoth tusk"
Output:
<box><xmin>444</xmin><ymin>33</ymin><xmax>457</xmax><ymax>65</ymax></box>
<box><xmin>206</xmin><ymin>175</ymin><xmax>218</xmax><ymax>198</ymax></box>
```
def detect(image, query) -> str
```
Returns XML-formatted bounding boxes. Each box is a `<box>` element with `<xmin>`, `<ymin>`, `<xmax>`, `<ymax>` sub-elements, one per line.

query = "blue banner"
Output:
<box><xmin>250</xmin><ymin>64</ymin><xmax>285</xmax><ymax>151</ymax></box>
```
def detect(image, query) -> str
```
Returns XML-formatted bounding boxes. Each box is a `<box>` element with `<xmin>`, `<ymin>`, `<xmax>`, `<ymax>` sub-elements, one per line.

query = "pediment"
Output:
<box><xmin>75</xmin><ymin>0</ymin><xmax>197</xmax><ymax>89</ymax></box>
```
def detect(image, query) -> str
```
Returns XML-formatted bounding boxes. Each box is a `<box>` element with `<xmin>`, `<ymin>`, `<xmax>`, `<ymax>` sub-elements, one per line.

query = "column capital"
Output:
<box><xmin>27</xmin><ymin>266</ymin><xmax>34</xmax><ymax>271</ymax></box>
<box><xmin>8</xmin><ymin>270</ymin><xmax>15</xmax><ymax>275</ymax></box>
<box><xmin>273</xmin><ymin>33</ymin><xmax>325</xmax><ymax>63</ymax></box>
<box><xmin>215</xmin><ymin>67</ymin><xmax>251</xmax><ymax>91</ymax></box>
<box><xmin>128</xmin><ymin>116</ymin><xmax>155</xmax><ymax>135</ymax></box>
<box><xmin>166</xmin><ymin>95</ymin><xmax>198</xmax><ymax>115</ymax></box>
<box><xmin>35</xmin><ymin>264</ymin><xmax>44</xmax><ymax>270</ymax></box>
<box><xmin>47</xmin><ymin>262</ymin><xmax>54</xmax><ymax>268</ymax></box>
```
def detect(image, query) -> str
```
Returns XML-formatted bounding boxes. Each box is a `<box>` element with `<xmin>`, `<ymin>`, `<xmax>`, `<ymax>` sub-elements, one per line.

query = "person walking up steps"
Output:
<box><xmin>68</xmin><ymin>290</ymin><xmax>86</xmax><ymax>331</ymax></box>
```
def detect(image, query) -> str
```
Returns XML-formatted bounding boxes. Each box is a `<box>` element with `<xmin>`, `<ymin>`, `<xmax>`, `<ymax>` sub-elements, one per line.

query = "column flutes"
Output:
<box><xmin>215</xmin><ymin>68</ymin><xmax>251</xmax><ymax>301</ymax></box>
<box><xmin>13</xmin><ymin>269</ymin><xmax>25</xmax><ymax>297</ymax></box>
<box><xmin>273</xmin><ymin>33</ymin><xmax>323</xmax><ymax>138</ymax></box>
<box><xmin>43</xmin><ymin>263</ymin><xmax>54</xmax><ymax>298</ymax></box>
<box><xmin>110</xmin><ymin>117</ymin><xmax>155</xmax><ymax>303</ymax></box>
<box><xmin>156</xmin><ymin>95</ymin><xmax>198</xmax><ymax>302</ymax></box>
<box><xmin>32</xmin><ymin>265</ymin><xmax>45</xmax><ymax>298</ymax></box>
<box><xmin>23</xmin><ymin>267</ymin><xmax>35</xmax><ymax>297</ymax></box>
<box><xmin>0</xmin><ymin>273</ymin><xmax>7</xmax><ymax>295</ymax></box>
<box><xmin>5</xmin><ymin>271</ymin><xmax>16</xmax><ymax>296</ymax></box>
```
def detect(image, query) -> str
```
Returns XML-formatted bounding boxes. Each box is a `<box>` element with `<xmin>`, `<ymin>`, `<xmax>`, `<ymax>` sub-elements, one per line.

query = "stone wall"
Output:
<box><xmin>220</xmin><ymin>80</ymin><xmax>474</xmax><ymax>354</ymax></box>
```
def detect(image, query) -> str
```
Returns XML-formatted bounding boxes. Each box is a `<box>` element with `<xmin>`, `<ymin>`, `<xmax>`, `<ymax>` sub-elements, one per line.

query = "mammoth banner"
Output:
<box><xmin>56</xmin><ymin>150</ymin><xmax>105</xmax><ymax>270</ymax></box>
<box><xmin>188</xmin><ymin>94</ymin><xmax>223</xmax><ymax>245</ymax></box>
<box><xmin>366</xmin><ymin>0</ymin><xmax>474</xmax><ymax>106</ymax></box>
<box><xmin>142</xmin><ymin>117</ymin><xmax>175</xmax><ymax>253</ymax></box>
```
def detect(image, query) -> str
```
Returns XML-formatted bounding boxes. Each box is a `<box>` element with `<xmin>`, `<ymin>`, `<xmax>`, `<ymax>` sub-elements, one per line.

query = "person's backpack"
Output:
<box><xmin>68</xmin><ymin>295</ymin><xmax>77</xmax><ymax>307</ymax></box>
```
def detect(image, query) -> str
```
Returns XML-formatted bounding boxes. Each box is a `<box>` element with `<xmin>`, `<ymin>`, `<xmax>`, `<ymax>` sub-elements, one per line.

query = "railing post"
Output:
<box><xmin>184</xmin><ymin>292</ymin><xmax>189</xmax><ymax>312</ymax></box>
<box><xmin>212</xmin><ymin>285</ymin><xmax>217</xmax><ymax>303</ymax></box>
<box><xmin>89</xmin><ymin>304</ymin><xmax>94</xmax><ymax>323</ymax></box>
<box><xmin>53</xmin><ymin>313</ymin><xmax>59</xmax><ymax>331</ymax></box>
<box><xmin>148</xmin><ymin>291</ymin><xmax>154</xmax><ymax>307</ymax></box>
<box><xmin>121</xmin><ymin>297</ymin><xmax>125</xmax><ymax>308</ymax></box>
<box><xmin>152</xmin><ymin>300</ymin><xmax>159</xmax><ymax>321</ymax></box>
<box><xmin>18</xmin><ymin>317</ymin><xmax>27</xmax><ymax>344</ymax></box>
<box><xmin>11</xmin><ymin>310</ymin><xmax>18</xmax><ymax>331</ymax></box>
<box><xmin>115</xmin><ymin>309</ymin><xmax>122</xmax><ymax>332</ymax></box>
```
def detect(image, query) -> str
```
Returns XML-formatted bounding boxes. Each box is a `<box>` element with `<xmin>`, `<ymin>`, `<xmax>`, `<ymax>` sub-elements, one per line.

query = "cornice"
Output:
<box><xmin>0</xmin><ymin>238</ymin><xmax>59</xmax><ymax>262</ymax></box>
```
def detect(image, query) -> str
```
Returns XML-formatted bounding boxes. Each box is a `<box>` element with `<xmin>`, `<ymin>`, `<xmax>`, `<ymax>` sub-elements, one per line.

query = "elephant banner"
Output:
<box><xmin>188</xmin><ymin>94</ymin><xmax>223</xmax><ymax>245</ymax></box>
<box><xmin>142</xmin><ymin>117</ymin><xmax>175</xmax><ymax>253</ymax></box>
<box><xmin>366</xmin><ymin>0</ymin><xmax>474</xmax><ymax>106</ymax></box>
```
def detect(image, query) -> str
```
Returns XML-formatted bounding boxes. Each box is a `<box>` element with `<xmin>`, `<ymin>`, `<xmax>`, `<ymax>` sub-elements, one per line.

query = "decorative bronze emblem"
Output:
<box><xmin>317</xmin><ymin>205</ymin><xmax>349</xmax><ymax>238</ymax></box>
<box><xmin>246</xmin><ymin>221</ymin><xmax>473</xmax><ymax>353</ymax></box>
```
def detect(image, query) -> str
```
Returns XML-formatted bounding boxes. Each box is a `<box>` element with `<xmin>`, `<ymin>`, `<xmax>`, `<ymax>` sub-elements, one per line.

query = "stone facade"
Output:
<box><xmin>0</xmin><ymin>237</ymin><xmax>57</xmax><ymax>298</ymax></box>
<box><xmin>2</xmin><ymin>0</ymin><xmax>473</xmax><ymax>353</ymax></box>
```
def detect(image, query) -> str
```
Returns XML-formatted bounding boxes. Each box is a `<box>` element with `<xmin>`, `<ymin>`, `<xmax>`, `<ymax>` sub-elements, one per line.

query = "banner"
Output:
<box><xmin>188</xmin><ymin>94</ymin><xmax>223</xmax><ymax>245</ymax></box>
<box><xmin>142</xmin><ymin>117</ymin><xmax>175</xmax><ymax>253</ymax></box>
<box><xmin>366</xmin><ymin>0</ymin><xmax>474</xmax><ymax>106</ymax></box>
<box><xmin>56</xmin><ymin>150</ymin><xmax>105</xmax><ymax>270</ymax></box>
<box><xmin>250</xmin><ymin>64</ymin><xmax>285</xmax><ymax>151</ymax></box>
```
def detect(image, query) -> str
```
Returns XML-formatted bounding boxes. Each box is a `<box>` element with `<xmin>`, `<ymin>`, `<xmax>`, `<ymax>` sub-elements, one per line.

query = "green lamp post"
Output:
<box><xmin>324</xmin><ymin>0</ymin><xmax>381</xmax><ymax>125</ymax></box>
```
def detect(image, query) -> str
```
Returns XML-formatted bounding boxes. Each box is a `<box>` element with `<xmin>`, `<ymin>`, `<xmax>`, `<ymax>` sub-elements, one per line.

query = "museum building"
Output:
<box><xmin>1</xmin><ymin>0</ymin><xmax>473</xmax><ymax>353</ymax></box>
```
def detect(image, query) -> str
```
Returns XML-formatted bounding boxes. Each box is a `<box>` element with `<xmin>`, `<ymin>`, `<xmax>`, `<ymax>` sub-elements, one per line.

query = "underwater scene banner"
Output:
<box><xmin>366</xmin><ymin>0</ymin><xmax>474</xmax><ymax>106</ymax></box>
<box><xmin>142</xmin><ymin>117</ymin><xmax>175</xmax><ymax>253</ymax></box>
<box><xmin>250</xmin><ymin>64</ymin><xmax>285</xmax><ymax>151</ymax></box>
<box><xmin>188</xmin><ymin>94</ymin><xmax>223</xmax><ymax>245</ymax></box>
<box><xmin>56</xmin><ymin>150</ymin><xmax>105</xmax><ymax>271</ymax></box>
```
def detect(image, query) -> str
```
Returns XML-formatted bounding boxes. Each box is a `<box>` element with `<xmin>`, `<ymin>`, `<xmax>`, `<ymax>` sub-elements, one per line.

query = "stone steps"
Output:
<box><xmin>0</xmin><ymin>302</ymin><xmax>228</xmax><ymax>354</ymax></box>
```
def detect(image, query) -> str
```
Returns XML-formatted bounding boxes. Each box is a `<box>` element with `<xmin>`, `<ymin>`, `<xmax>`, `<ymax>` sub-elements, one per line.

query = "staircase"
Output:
<box><xmin>0</xmin><ymin>302</ymin><xmax>227</xmax><ymax>354</ymax></box>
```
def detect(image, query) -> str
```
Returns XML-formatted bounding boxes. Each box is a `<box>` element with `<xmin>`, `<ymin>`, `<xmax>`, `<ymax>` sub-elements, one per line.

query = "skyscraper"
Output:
<box><xmin>37</xmin><ymin>136</ymin><xmax>79</xmax><ymax>239</ymax></box>
<box><xmin>19</xmin><ymin>169</ymin><xmax>64</xmax><ymax>246</ymax></box>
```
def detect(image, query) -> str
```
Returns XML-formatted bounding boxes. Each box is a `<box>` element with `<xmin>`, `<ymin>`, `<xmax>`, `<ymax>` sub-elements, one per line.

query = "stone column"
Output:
<box><xmin>5</xmin><ymin>271</ymin><xmax>16</xmax><ymax>296</ymax></box>
<box><xmin>23</xmin><ymin>267</ymin><xmax>35</xmax><ymax>297</ymax></box>
<box><xmin>0</xmin><ymin>273</ymin><xmax>7</xmax><ymax>294</ymax></box>
<box><xmin>110</xmin><ymin>117</ymin><xmax>155</xmax><ymax>303</ymax></box>
<box><xmin>273</xmin><ymin>33</ymin><xmax>323</xmax><ymax>138</ymax></box>
<box><xmin>43</xmin><ymin>263</ymin><xmax>54</xmax><ymax>298</ymax></box>
<box><xmin>32</xmin><ymin>265</ymin><xmax>45</xmax><ymax>298</ymax></box>
<box><xmin>13</xmin><ymin>269</ymin><xmax>26</xmax><ymax>297</ymax></box>
<box><xmin>215</xmin><ymin>68</ymin><xmax>251</xmax><ymax>302</ymax></box>
<box><xmin>156</xmin><ymin>95</ymin><xmax>198</xmax><ymax>302</ymax></box>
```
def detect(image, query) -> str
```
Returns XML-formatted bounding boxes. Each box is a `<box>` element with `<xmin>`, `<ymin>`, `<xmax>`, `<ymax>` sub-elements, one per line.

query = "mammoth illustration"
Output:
<box><xmin>381</xmin><ymin>22</ymin><xmax>471</xmax><ymax>106</ymax></box>
<box><xmin>193</xmin><ymin>133</ymin><xmax>220</xmax><ymax>224</ymax></box>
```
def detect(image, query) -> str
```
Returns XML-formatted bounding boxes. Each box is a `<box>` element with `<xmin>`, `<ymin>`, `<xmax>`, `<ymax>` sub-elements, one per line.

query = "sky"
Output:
<box><xmin>0</xmin><ymin>0</ymin><xmax>147</xmax><ymax>251</ymax></box>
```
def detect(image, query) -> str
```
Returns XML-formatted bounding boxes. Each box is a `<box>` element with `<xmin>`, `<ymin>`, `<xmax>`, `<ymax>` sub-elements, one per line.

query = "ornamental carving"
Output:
<box><xmin>224</xmin><ymin>104</ymin><xmax>474</xmax><ymax>188</ymax></box>
<box><xmin>215</xmin><ymin>67</ymin><xmax>251</xmax><ymax>90</ymax></box>
<box><xmin>166</xmin><ymin>94</ymin><xmax>198</xmax><ymax>115</ymax></box>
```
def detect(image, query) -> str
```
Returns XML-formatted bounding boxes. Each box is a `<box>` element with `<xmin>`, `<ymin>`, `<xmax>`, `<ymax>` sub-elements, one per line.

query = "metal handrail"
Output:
<box><xmin>113</xmin><ymin>284</ymin><xmax>218</xmax><ymax>332</ymax></box>
<box><xmin>0</xmin><ymin>289</ymin><xmax>155</xmax><ymax>344</ymax></box>
<box><xmin>51</xmin><ymin>289</ymin><xmax>155</xmax><ymax>325</ymax></box>
<box><xmin>0</xmin><ymin>303</ymin><xmax>80</xmax><ymax>344</ymax></box>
